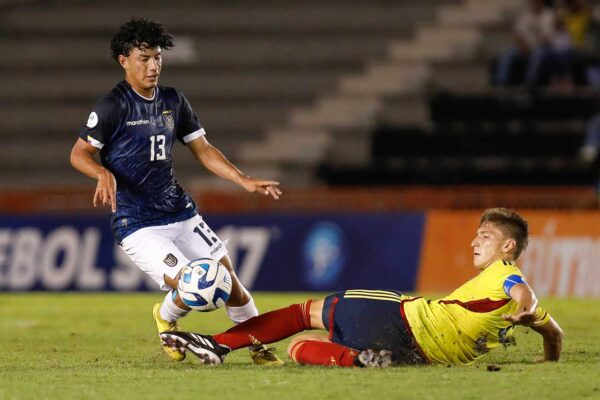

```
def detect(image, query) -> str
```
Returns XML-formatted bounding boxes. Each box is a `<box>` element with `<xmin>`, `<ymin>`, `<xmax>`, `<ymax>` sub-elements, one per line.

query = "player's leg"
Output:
<box><xmin>173</xmin><ymin>214</ymin><xmax>283</xmax><ymax>365</ymax></box>
<box><xmin>216</xmin><ymin>255</ymin><xmax>284</xmax><ymax>365</ymax></box>
<box><xmin>160</xmin><ymin>298</ymin><xmax>317</xmax><ymax>364</ymax></box>
<box><xmin>120</xmin><ymin>226</ymin><xmax>192</xmax><ymax>361</ymax></box>
<box><xmin>287</xmin><ymin>333</ymin><xmax>361</xmax><ymax>367</ymax></box>
<box><xmin>173</xmin><ymin>215</ymin><xmax>258</xmax><ymax>324</ymax></box>
<box><xmin>218</xmin><ymin>254</ymin><xmax>256</xmax><ymax>322</ymax></box>
<box><xmin>163</xmin><ymin>297</ymin><xmax>327</xmax><ymax>354</ymax></box>
<box><xmin>288</xmin><ymin>333</ymin><xmax>394</xmax><ymax>368</ymax></box>
<box><xmin>212</xmin><ymin>299</ymin><xmax>314</xmax><ymax>349</ymax></box>
<box><xmin>284</xmin><ymin>296</ymin><xmax>361</xmax><ymax>367</ymax></box>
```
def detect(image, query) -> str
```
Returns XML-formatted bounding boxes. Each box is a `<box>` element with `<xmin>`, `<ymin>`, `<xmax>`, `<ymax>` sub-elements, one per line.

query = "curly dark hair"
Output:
<box><xmin>110</xmin><ymin>18</ymin><xmax>174</xmax><ymax>62</ymax></box>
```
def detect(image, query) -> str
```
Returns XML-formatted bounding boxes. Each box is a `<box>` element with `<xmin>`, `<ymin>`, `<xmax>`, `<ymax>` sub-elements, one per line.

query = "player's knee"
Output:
<box><xmin>288</xmin><ymin>333</ymin><xmax>329</xmax><ymax>361</ymax></box>
<box><xmin>288</xmin><ymin>336</ymin><xmax>302</xmax><ymax>351</ymax></box>
<box><xmin>287</xmin><ymin>337</ymin><xmax>306</xmax><ymax>362</ymax></box>
<box><xmin>309</xmin><ymin>299</ymin><xmax>325</xmax><ymax>329</ymax></box>
<box><xmin>226</xmin><ymin>296</ymin><xmax>258</xmax><ymax>323</ymax></box>
<box><xmin>218</xmin><ymin>255</ymin><xmax>234</xmax><ymax>272</ymax></box>
<box><xmin>163</xmin><ymin>273</ymin><xmax>179</xmax><ymax>290</ymax></box>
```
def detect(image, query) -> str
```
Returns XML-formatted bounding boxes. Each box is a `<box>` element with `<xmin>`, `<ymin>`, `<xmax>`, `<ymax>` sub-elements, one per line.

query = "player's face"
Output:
<box><xmin>119</xmin><ymin>45</ymin><xmax>162</xmax><ymax>97</ymax></box>
<box><xmin>471</xmin><ymin>222</ymin><xmax>512</xmax><ymax>270</ymax></box>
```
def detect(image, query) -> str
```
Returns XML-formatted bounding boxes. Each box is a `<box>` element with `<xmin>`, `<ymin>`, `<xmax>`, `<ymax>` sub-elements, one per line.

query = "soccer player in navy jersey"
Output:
<box><xmin>70</xmin><ymin>18</ymin><xmax>282</xmax><ymax>365</ymax></box>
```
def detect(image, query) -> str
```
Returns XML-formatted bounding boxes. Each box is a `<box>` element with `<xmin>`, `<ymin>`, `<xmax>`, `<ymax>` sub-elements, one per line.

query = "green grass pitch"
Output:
<box><xmin>1</xmin><ymin>293</ymin><xmax>599</xmax><ymax>400</ymax></box>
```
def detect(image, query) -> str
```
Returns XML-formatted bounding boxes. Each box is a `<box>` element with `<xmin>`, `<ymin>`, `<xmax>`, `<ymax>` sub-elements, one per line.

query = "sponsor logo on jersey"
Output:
<box><xmin>209</xmin><ymin>242</ymin><xmax>223</xmax><ymax>256</ymax></box>
<box><xmin>162</xmin><ymin>110</ymin><xmax>175</xmax><ymax>132</ymax></box>
<box><xmin>86</xmin><ymin>112</ymin><xmax>98</xmax><ymax>128</ymax></box>
<box><xmin>126</xmin><ymin>119</ymin><xmax>150</xmax><ymax>126</ymax></box>
<box><xmin>163</xmin><ymin>253</ymin><xmax>178</xmax><ymax>267</ymax></box>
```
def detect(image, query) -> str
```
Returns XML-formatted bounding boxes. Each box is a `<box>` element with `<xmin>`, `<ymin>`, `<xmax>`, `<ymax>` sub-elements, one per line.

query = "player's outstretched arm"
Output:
<box><xmin>503</xmin><ymin>283</ymin><xmax>563</xmax><ymax>362</ymax></box>
<box><xmin>70</xmin><ymin>138</ymin><xmax>117</xmax><ymax>212</ymax></box>
<box><xmin>531</xmin><ymin>316</ymin><xmax>563</xmax><ymax>362</ymax></box>
<box><xmin>187</xmin><ymin>136</ymin><xmax>282</xmax><ymax>200</ymax></box>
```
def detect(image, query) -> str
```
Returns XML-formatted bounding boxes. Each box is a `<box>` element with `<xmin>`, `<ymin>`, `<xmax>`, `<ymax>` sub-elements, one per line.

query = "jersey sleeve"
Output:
<box><xmin>177</xmin><ymin>92</ymin><xmax>205</xmax><ymax>144</ymax></box>
<box><xmin>78</xmin><ymin>97</ymin><xmax>120</xmax><ymax>149</ymax></box>
<box><xmin>503</xmin><ymin>274</ymin><xmax>526</xmax><ymax>296</ymax></box>
<box><xmin>486</xmin><ymin>263</ymin><xmax>525</xmax><ymax>300</ymax></box>
<box><xmin>532</xmin><ymin>304</ymin><xmax>552</xmax><ymax>326</ymax></box>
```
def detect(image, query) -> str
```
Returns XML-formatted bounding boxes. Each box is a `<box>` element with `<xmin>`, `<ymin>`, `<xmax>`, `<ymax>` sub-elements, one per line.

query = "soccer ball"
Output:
<box><xmin>177</xmin><ymin>258</ymin><xmax>232</xmax><ymax>312</ymax></box>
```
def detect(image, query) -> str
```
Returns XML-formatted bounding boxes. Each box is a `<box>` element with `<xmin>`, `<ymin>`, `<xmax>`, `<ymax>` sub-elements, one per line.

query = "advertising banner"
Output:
<box><xmin>418</xmin><ymin>210</ymin><xmax>600</xmax><ymax>297</ymax></box>
<box><xmin>0</xmin><ymin>213</ymin><xmax>425</xmax><ymax>292</ymax></box>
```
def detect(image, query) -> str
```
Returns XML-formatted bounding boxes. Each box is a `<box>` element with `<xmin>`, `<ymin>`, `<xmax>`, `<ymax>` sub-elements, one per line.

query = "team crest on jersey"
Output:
<box><xmin>162</xmin><ymin>110</ymin><xmax>175</xmax><ymax>132</ymax></box>
<box><xmin>163</xmin><ymin>253</ymin><xmax>178</xmax><ymax>267</ymax></box>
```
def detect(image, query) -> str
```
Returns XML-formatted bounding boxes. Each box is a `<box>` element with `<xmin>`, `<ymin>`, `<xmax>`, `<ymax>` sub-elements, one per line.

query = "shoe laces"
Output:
<box><xmin>250</xmin><ymin>343</ymin><xmax>277</xmax><ymax>355</ymax></box>
<box><xmin>249</xmin><ymin>345</ymin><xmax>277</xmax><ymax>360</ymax></box>
<box><xmin>248</xmin><ymin>336</ymin><xmax>278</xmax><ymax>359</ymax></box>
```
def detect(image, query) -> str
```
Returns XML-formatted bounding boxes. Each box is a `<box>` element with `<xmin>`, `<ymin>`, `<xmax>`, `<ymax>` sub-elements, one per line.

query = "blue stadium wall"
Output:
<box><xmin>0</xmin><ymin>214</ymin><xmax>425</xmax><ymax>292</ymax></box>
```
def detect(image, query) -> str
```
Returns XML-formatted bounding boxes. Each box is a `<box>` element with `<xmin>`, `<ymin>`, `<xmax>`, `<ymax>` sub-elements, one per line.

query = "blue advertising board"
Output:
<box><xmin>0</xmin><ymin>213</ymin><xmax>425</xmax><ymax>292</ymax></box>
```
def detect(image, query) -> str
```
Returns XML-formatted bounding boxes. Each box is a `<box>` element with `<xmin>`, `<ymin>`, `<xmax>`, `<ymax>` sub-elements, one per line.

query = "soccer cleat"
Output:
<box><xmin>153</xmin><ymin>302</ymin><xmax>185</xmax><ymax>361</ymax></box>
<box><xmin>249</xmin><ymin>336</ymin><xmax>284</xmax><ymax>366</ymax></box>
<box><xmin>160</xmin><ymin>331</ymin><xmax>230</xmax><ymax>366</ymax></box>
<box><xmin>355</xmin><ymin>349</ymin><xmax>395</xmax><ymax>368</ymax></box>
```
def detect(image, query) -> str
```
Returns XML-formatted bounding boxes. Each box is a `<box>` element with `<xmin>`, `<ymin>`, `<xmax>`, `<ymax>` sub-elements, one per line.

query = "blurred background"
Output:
<box><xmin>0</xmin><ymin>0</ymin><xmax>598</xmax><ymax>297</ymax></box>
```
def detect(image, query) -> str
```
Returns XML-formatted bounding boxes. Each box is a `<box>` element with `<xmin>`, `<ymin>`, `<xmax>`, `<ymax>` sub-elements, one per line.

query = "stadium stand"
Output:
<box><xmin>318</xmin><ymin>0</ymin><xmax>600</xmax><ymax>188</ymax></box>
<box><xmin>322</xmin><ymin>90</ymin><xmax>600</xmax><ymax>185</ymax></box>
<box><xmin>0</xmin><ymin>0</ymin><xmax>464</xmax><ymax>187</ymax></box>
<box><xmin>0</xmin><ymin>0</ymin><xmax>598</xmax><ymax>194</ymax></box>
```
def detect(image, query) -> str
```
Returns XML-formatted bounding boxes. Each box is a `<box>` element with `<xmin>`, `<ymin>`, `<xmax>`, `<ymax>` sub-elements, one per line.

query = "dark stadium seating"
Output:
<box><xmin>3</xmin><ymin>0</ymin><xmax>598</xmax><ymax>190</ymax></box>
<box><xmin>319</xmin><ymin>91</ymin><xmax>600</xmax><ymax>185</ymax></box>
<box><xmin>429</xmin><ymin>91</ymin><xmax>600</xmax><ymax>121</ymax></box>
<box><xmin>0</xmin><ymin>0</ymin><xmax>455</xmax><ymax>187</ymax></box>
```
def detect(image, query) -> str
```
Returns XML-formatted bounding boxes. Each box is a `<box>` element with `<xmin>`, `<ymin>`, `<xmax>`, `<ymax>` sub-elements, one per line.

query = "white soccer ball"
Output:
<box><xmin>177</xmin><ymin>258</ymin><xmax>232</xmax><ymax>312</ymax></box>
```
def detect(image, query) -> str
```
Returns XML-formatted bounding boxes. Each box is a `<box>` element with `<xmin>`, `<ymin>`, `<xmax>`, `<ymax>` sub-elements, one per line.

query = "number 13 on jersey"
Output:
<box><xmin>150</xmin><ymin>134</ymin><xmax>166</xmax><ymax>161</ymax></box>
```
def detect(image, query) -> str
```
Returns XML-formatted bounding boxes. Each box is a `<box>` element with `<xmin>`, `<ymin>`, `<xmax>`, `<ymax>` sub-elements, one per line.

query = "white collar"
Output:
<box><xmin>131</xmin><ymin>86</ymin><xmax>156</xmax><ymax>101</ymax></box>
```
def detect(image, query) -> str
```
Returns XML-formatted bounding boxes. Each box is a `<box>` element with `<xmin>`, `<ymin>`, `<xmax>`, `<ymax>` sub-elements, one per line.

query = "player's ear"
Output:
<box><xmin>502</xmin><ymin>238</ymin><xmax>516</xmax><ymax>255</ymax></box>
<box><xmin>118</xmin><ymin>54</ymin><xmax>128</xmax><ymax>70</ymax></box>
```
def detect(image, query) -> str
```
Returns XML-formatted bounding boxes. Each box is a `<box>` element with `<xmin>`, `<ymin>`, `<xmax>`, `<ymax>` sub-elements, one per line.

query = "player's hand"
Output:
<box><xmin>94</xmin><ymin>168</ymin><xmax>117</xmax><ymax>212</ymax></box>
<box><xmin>239</xmin><ymin>177</ymin><xmax>282</xmax><ymax>200</ymax></box>
<box><xmin>502</xmin><ymin>310</ymin><xmax>538</xmax><ymax>326</ymax></box>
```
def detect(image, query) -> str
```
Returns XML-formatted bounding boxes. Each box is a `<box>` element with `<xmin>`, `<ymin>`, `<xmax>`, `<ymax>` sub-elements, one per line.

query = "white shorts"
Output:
<box><xmin>120</xmin><ymin>214</ymin><xmax>228</xmax><ymax>290</ymax></box>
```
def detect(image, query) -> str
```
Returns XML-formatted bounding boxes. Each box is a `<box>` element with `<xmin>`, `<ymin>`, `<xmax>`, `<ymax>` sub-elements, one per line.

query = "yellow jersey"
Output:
<box><xmin>402</xmin><ymin>259</ymin><xmax>551</xmax><ymax>365</ymax></box>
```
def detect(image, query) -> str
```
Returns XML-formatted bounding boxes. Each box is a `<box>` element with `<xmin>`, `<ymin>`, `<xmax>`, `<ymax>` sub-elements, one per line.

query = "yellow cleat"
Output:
<box><xmin>153</xmin><ymin>302</ymin><xmax>185</xmax><ymax>361</ymax></box>
<box><xmin>249</xmin><ymin>336</ymin><xmax>284</xmax><ymax>366</ymax></box>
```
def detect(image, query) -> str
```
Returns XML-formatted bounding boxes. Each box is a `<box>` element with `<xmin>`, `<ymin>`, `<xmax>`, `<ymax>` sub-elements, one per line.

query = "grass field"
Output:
<box><xmin>1</xmin><ymin>293</ymin><xmax>599</xmax><ymax>400</ymax></box>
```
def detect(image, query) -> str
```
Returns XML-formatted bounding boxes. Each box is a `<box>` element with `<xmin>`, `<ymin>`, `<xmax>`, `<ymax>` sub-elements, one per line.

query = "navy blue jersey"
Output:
<box><xmin>78</xmin><ymin>80</ymin><xmax>202</xmax><ymax>242</ymax></box>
